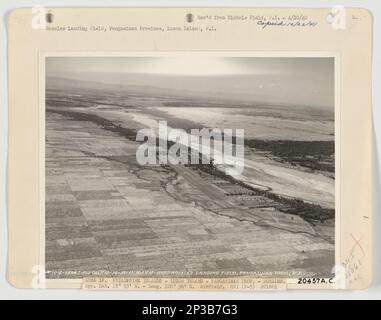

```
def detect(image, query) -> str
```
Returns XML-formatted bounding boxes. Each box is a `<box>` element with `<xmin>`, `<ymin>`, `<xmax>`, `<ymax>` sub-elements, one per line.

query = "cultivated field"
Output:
<box><xmin>45</xmin><ymin>78</ymin><xmax>335</xmax><ymax>279</ymax></box>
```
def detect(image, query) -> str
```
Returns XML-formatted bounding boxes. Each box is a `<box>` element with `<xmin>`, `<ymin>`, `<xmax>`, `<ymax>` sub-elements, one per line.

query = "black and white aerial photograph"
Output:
<box><xmin>45</xmin><ymin>56</ymin><xmax>335</xmax><ymax>279</ymax></box>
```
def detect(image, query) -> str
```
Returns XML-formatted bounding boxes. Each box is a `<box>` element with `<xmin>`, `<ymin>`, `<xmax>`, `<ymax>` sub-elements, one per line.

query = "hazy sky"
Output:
<box><xmin>46</xmin><ymin>57</ymin><xmax>334</xmax><ymax>109</ymax></box>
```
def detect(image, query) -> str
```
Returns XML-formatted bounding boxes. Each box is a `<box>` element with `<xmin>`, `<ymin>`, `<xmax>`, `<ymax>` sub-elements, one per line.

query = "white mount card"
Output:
<box><xmin>7</xmin><ymin>7</ymin><xmax>372</xmax><ymax>290</ymax></box>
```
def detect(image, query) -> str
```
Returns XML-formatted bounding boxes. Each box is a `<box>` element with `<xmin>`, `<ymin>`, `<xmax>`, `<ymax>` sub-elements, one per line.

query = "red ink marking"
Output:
<box><xmin>350</xmin><ymin>234</ymin><xmax>365</xmax><ymax>256</ymax></box>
